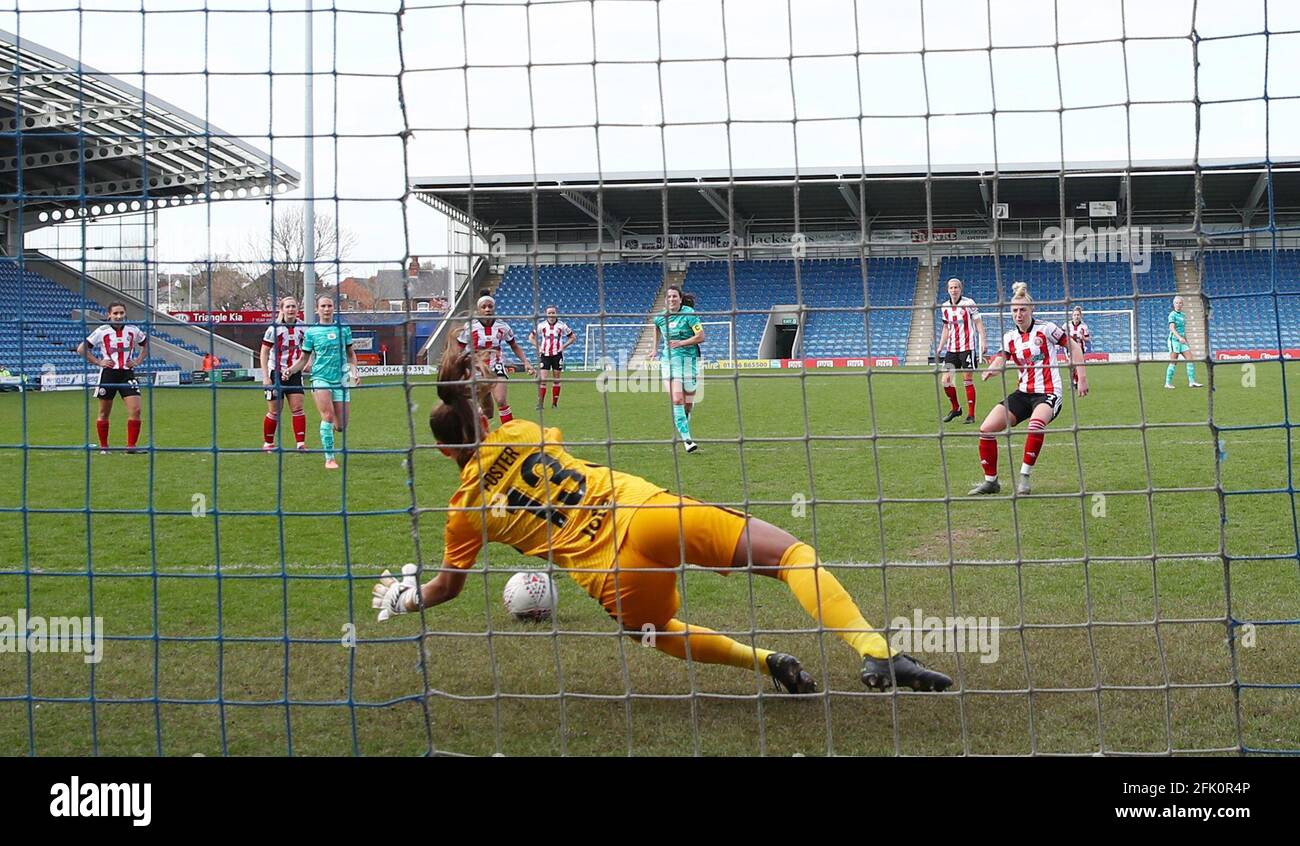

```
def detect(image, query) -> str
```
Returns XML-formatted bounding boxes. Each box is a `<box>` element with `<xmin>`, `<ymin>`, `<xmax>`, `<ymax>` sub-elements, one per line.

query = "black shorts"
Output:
<box><xmin>487</xmin><ymin>360</ymin><xmax>508</xmax><ymax>378</ymax></box>
<box><xmin>1000</xmin><ymin>391</ymin><xmax>1062</xmax><ymax>424</ymax></box>
<box><xmin>942</xmin><ymin>350</ymin><xmax>977</xmax><ymax>370</ymax></box>
<box><xmin>96</xmin><ymin>368</ymin><xmax>140</xmax><ymax>400</ymax></box>
<box><xmin>265</xmin><ymin>371</ymin><xmax>304</xmax><ymax>400</ymax></box>
<box><xmin>539</xmin><ymin>353</ymin><xmax>564</xmax><ymax>371</ymax></box>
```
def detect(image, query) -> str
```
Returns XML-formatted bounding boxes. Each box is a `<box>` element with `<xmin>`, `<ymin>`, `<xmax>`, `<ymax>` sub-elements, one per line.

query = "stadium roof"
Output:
<box><xmin>413</xmin><ymin>158</ymin><xmax>1300</xmax><ymax>236</ymax></box>
<box><xmin>0</xmin><ymin>29</ymin><xmax>299</xmax><ymax>223</ymax></box>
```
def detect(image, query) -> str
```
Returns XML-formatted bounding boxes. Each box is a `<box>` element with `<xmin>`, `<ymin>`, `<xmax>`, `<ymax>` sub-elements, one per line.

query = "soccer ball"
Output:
<box><xmin>503</xmin><ymin>572</ymin><xmax>557</xmax><ymax>622</ymax></box>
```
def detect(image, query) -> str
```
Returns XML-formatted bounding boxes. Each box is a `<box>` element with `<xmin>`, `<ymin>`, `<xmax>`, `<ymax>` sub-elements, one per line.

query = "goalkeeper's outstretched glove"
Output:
<box><xmin>372</xmin><ymin>563</ymin><xmax>420</xmax><ymax>621</ymax></box>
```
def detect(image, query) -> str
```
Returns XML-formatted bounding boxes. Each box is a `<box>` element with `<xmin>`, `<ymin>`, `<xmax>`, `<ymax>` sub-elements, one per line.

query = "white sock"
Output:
<box><xmin>1019</xmin><ymin>463</ymin><xmax>1033</xmax><ymax>477</ymax></box>
<box><xmin>985</xmin><ymin>474</ymin><xmax>997</xmax><ymax>482</ymax></box>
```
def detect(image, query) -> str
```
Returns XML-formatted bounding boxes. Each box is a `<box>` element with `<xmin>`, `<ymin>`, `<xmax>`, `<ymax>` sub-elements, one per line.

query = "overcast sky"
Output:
<box><xmin>7</xmin><ymin>0</ymin><xmax>1300</xmax><ymax>274</ymax></box>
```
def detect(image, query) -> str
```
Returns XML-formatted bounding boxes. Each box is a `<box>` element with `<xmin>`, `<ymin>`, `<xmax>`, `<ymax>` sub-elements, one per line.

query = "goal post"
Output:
<box><xmin>14</xmin><ymin>0</ymin><xmax>1299</xmax><ymax>764</ymax></box>
<box><xmin>987</xmin><ymin>309</ymin><xmax>1136</xmax><ymax>362</ymax></box>
<box><xmin>584</xmin><ymin>321</ymin><xmax>735</xmax><ymax>368</ymax></box>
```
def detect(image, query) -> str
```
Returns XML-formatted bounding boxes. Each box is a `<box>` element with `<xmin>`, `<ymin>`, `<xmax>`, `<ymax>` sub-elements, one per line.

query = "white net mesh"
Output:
<box><xmin>4</xmin><ymin>0</ymin><xmax>1297</xmax><ymax>758</ymax></box>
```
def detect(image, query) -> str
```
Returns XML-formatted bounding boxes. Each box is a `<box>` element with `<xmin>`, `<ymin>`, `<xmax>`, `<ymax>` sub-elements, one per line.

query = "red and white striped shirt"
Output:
<box><xmin>533</xmin><ymin>319</ymin><xmax>573</xmax><ymax>357</ymax></box>
<box><xmin>86</xmin><ymin>324</ymin><xmax>146</xmax><ymax>369</ymax></box>
<box><xmin>939</xmin><ymin>296</ymin><xmax>982</xmax><ymax>353</ymax></box>
<box><xmin>1002</xmin><ymin>320</ymin><xmax>1069</xmax><ymax>395</ymax></box>
<box><xmin>261</xmin><ymin>322</ymin><xmax>306</xmax><ymax>372</ymax></box>
<box><xmin>456</xmin><ymin>319</ymin><xmax>516</xmax><ymax>368</ymax></box>
<box><xmin>1068</xmin><ymin>319</ymin><xmax>1091</xmax><ymax>351</ymax></box>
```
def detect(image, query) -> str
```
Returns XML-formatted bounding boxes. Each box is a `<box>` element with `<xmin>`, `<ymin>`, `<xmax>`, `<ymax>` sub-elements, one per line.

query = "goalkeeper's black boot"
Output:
<box><xmin>766</xmin><ymin>652</ymin><xmax>817</xmax><ymax>694</ymax></box>
<box><xmin>861</xmin><ymin>653</ymin><xmax>953</xmax><ymax>692</ymax></box>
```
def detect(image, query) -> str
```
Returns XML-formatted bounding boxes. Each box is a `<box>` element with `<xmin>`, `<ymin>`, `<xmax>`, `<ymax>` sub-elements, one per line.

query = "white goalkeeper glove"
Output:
<box><xmin>372</xmin><ymin>563</ymin><xmax>420</xmax><ymax>621</ymax></box>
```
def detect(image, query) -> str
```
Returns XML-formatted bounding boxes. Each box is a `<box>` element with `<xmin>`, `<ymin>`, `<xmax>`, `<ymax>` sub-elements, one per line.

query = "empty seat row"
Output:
<box><xmin>0</xmin><ymin>259</ymin><xmax>233</xmax><ymax>378</ymax></box>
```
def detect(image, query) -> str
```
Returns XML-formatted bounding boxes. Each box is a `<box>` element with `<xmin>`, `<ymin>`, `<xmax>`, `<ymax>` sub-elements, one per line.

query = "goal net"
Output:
<box><xmin>987</xmin><ymin>309</ymin><xmax>1136</xmax><ymax>361</ymax></box>
<box><xmin>583</xmin><ymin>321</ymin><xmax>736</xmax><ymax>368</ymax></box>
<box><xmin>6</xmin><ymin>0</ymin><xmax>1297</xmax><ymax>761</ymax></box>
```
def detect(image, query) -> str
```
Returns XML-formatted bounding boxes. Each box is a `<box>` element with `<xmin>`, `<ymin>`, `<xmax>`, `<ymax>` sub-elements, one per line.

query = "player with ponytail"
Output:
<box><xmin>970</xmin><ymin>282</ymin><xmax>1088</xmax><ymax>496</ymax></box>
<box><xmin>371</xmin><ymin>346</ymin><xmax>953</xmax><ymax>694</ymax></box>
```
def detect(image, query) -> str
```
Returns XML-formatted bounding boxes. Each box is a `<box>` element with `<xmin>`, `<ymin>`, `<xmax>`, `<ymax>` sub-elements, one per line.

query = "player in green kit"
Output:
<box><xmin>284</xmin><ymin>295</ymin><xmax>359</xmax><ymax>469</ymax></box>
<box><xmin>651</xmin><ymin>285</ymin><xmax>704</xmax><ymax>453</ymax></box>
<box><xmin>1165</xmin><ymin>296</ymin><xmax>1202</xmax><ymax>389</ymax></box>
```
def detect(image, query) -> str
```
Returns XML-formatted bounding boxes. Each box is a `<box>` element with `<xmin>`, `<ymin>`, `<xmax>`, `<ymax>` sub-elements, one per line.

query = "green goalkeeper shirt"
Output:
<box><xmin>302</xmin><ymin>322</ymin><xmax>353</xmax><ymax>384</ymax></box>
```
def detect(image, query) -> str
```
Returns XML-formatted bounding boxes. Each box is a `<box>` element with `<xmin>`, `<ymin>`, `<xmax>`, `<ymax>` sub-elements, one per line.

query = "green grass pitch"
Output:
<box><xmin>1</xmin><ymin>361</ymin><xmax>1298</xmax><ymax>756</ymax></box>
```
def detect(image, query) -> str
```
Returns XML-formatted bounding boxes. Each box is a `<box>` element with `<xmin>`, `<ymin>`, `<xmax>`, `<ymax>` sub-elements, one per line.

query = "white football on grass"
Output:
<box><xmin>503</xmin><ymin>572</ymin><xmax>557</xmax><ymax>622</ymax></box>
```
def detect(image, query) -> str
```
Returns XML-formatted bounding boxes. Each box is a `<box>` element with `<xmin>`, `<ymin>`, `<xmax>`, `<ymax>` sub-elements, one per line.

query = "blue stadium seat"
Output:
<box><xmin>935</xmin><ymin>254</ymin><xmax>1177</xmax><ymax>356</ymax></box>
<box><xmin>492</xmin><ymin>262</ymin><xmax>664</xmax><ymax>365</ymax></box>
<box><xmin>0</xmin><ymin>259</ymin><xmax>210</xmax><ymax>378</ymax></box>
<box><xmin>1202</xmin><ymin>249</ymin><xmax>1300</xmax><ymax>351</ymax></box>
<box><xmin>683</xmin><ymin>257</ymin><xmax>920</xmax><ymax>359</ymax></box>
<box><xmin>481</xmin><ymin>251</ymin><xmax>1300</xmax><ymax>360</ymax></box>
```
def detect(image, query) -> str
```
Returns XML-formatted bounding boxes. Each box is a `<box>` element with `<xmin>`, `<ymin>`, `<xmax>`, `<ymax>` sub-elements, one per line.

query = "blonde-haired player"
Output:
<box><xmin>456</xmin><ymin>294</ymin><xmax>534</xmax><ymax>424</ymax></box>
<box><xmin>936</xmin><ymin>277</ymin><xmax>986</xmax><ymax>423</ymax></box>
<box><xmin>371</xmin><ymin>348</ymin><xmax>954</xmax><ymax>694</ymax></box>
<box><xmin>259</xmin><ymin>296</ymin><xmax>308</xmax><ymax>452</ymax></box>
<box><xmin>969</xmin><ymin>282</ymin><xmax>1088</xmax><ymax>496</ymax></box>
<box><xmin>1066</xmin><ymin>305</ymin><xmax>1090</xmax><ymax>393</ymax></box>
<box><xmin>1165</xmin><ymin>296</ymin><xmax>1202</xmax><ymax>389</ymax></box>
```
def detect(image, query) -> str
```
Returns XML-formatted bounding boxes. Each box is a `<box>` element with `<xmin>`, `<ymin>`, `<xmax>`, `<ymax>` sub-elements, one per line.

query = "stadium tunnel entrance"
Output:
<box><xmin>761</xmin><ymin>305</ymin><xmax>802</xmax><ymax>359</ymax></box>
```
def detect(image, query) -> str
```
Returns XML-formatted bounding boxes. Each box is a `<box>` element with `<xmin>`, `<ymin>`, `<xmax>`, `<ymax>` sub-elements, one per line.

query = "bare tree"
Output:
<box><xmin>242</xmin><ymin>207</ymin><xmax>357</xmax><ymax>303</ymax></box>
<box><xmin>185</xmin><ymin>256</ymin><xmax>262</xmax><ymax>310</ymax></box>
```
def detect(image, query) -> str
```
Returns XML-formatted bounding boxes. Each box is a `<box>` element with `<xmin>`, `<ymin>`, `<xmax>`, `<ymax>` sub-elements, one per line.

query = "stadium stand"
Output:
<box><xmin>0</xmin><ymin>28</ymin><xmax>295</xmax><ymax>383</ymax></box>
<box><xmin>478</xmin><ymin>251</ymin><xmax>1300</xmax><ymax>362</ymax></box>
<box><xmin>684</xmin><ymin>257</ymin><xmax>919</xmax><ymax>358</ymax></box>
<box><xmin>0</xmin><ymin>259</ymin><xmax>235</xmax><ymax>377</ymax></box>
<box><xmin>935</xmin><ymin>254</ymin><xmax>1178</xmax><ymax>356</ymax></box>
<box><xmin>491</xmin><ymin>262</ymin><xmax>664</xmax><ymax>364</ymax></box>
<box><xmin>1202</xmin><ymin>249</ymin><xmax>1300</xmax><ymax>351</ymax></box>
